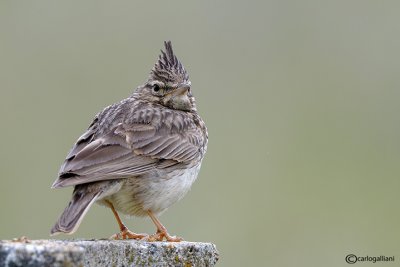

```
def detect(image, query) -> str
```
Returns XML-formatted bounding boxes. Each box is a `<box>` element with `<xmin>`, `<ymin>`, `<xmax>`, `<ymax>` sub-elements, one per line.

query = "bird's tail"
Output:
<box><xmin>50</xmin><ymin>186</ymin><xmax>102</xmax><ymax>235</ymax></box>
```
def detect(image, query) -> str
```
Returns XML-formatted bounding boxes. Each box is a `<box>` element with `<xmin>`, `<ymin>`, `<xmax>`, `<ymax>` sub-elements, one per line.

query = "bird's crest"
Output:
<box><xmin>149</xmin><ymin>41</ymin><xmax>189</xmax><ymax>84</ymax></box>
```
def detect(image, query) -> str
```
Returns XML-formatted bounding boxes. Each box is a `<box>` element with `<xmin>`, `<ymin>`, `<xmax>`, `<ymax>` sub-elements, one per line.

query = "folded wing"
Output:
<box><xmin>52</xmin><ymin>114</ymin><xmax>203</xmax><ymax>188</ymax></box>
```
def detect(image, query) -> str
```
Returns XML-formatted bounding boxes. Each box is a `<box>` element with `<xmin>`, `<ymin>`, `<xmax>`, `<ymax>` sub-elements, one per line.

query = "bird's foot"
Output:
<box><xmin>110</xmin><ymin>227</ymin><xmax>148</xmax><ymax>240</ymax></box>
<box><xmin>146</xmin><ymin>230</ymin><xmax>183</xmax><ymax>242</ymax></box>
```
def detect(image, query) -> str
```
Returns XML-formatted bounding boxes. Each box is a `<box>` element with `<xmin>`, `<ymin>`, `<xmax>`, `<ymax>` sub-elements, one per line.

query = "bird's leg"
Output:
<box><xmin>146</xmin><ymin>210</ymin><xmax>183</xmax><ymax>242</ymax></box>
<box><xmin>105</xmin><ymin>200</ymin><xmax>147</xmax><ymax>240</ymax></box>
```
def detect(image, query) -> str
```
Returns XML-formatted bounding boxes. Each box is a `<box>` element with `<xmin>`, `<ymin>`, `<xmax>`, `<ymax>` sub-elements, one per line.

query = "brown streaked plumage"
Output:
<box><xmin>51</xmin><ymin>41</ymin><xmax>208</xmax><ymax>242</ymax></box>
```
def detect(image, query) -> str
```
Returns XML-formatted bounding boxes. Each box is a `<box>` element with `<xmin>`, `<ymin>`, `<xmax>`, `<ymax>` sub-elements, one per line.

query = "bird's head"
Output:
<box><xmin>135</xmin><ymin>41</ymin><xmax>196</xmax><ymax>112</ymax></box>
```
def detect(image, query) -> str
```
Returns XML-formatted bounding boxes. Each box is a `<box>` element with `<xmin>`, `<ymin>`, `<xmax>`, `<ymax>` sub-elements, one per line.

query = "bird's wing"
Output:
<box><xmin>52</xmin><ymin>114</ymin><xmax>204</xmax><ymax>188</ymax></box>
<box><xmin>119</xmin><ymin>120</ymin><xmax>203</xmax><ymax>163</ymax></box>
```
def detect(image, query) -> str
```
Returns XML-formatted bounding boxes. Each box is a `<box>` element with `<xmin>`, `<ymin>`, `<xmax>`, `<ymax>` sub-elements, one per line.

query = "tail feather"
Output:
<box><xmin>51</xmin><ymin>186</ymin><xmax>102</xmax><ymax>235</ymax></box>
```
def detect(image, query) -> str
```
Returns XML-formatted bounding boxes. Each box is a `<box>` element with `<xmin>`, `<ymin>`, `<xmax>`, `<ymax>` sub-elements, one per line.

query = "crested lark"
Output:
<box><xmin>51</xmin><ymin>41</ymin><xmax>208</xmax><ymax>242</ymax></box>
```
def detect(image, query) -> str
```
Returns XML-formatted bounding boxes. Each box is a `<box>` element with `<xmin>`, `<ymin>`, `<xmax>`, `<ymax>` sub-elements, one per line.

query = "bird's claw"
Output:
<box><xmin>145</xmin><ymin>230</ymin><xmax>183</xmax><ymax>242</ymax></box>
<box><xmin>110</xmin><ymin>229</ymin><xmax>148</xmax><ymax>240</ymax></box>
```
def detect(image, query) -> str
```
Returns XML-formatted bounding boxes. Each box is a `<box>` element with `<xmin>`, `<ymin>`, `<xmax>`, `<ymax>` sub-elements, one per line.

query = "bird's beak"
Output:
<box><xmin>163</xmin><ymin>85</ymin><xmax>191</xmax><ymax>111</ymax></box>
<box><xmin>171</xmin><ymin>85</ymin><xmax>190</xmax><ymax>97</ymax></box>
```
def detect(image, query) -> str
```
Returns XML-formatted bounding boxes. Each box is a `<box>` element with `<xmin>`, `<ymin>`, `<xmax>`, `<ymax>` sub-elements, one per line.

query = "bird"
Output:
<box><xmin>50</xmin><ymin>41</ymin><xmax>208</xmax><ymax>242</ymax></box>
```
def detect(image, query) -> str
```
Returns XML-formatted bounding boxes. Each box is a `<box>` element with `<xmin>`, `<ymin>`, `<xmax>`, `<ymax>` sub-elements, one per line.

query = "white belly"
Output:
<box><xmin>101</xmin><ymin>163</ymin><xmax>201</xmax><ymax>216</ymax></box>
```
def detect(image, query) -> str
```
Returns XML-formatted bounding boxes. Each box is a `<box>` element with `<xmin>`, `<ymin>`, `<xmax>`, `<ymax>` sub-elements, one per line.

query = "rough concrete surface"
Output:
<box><xmin>0</xmin><ymin>238</ymin><xmax>219</xmax><ymax>267</ymax></box>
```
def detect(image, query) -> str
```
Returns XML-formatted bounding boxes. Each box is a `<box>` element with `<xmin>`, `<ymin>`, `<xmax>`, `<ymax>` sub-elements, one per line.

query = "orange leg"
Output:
<box><xmin>147</xmin><ymin>210</ymin><xmax>183</xmax><ymax>242</ymax></box>
<box><xmin>105</xmin><ymin>200</ymin><xmax>148</xmax><ymax>240</ymax></box>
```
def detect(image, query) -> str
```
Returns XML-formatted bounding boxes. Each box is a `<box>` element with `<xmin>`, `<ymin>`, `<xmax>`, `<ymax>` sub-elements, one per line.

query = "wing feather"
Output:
<box><xmin>53</xmin><ymin>109</ymin><xmax>206</xmax><ymax>188</ymax></box>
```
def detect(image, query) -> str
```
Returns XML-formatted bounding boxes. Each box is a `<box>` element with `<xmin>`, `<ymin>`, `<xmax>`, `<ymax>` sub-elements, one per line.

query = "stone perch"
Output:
<box><xmin>0</xmin><ymin>238</ymin><xmax>219</xmax><ymax>267</ymax></box>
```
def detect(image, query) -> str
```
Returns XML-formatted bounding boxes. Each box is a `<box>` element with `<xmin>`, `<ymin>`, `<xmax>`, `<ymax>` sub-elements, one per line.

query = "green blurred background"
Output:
<box><xmin>1</xmin><ymin>1</ymin><xmax>399</xmax><ymax>266</ymax></box>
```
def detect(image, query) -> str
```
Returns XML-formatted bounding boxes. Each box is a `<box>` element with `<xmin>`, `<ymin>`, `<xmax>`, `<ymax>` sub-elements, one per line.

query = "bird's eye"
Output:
<box><xmin>153</xmin><ymin>84</ymin><xmax>160</xmax><ymax>92</ymax></box>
